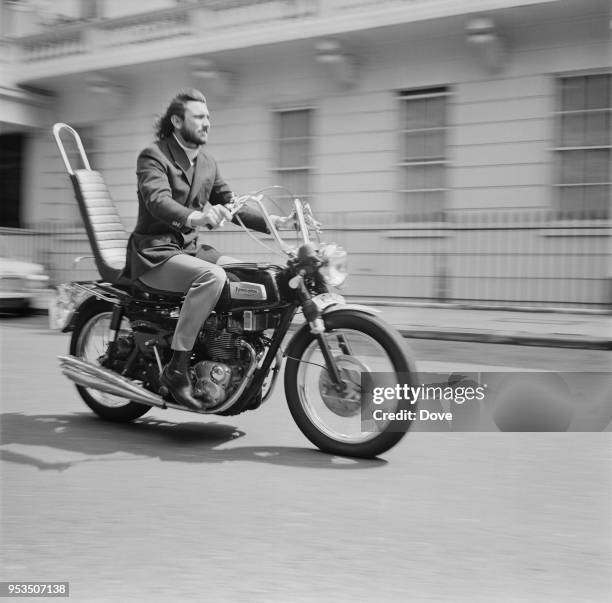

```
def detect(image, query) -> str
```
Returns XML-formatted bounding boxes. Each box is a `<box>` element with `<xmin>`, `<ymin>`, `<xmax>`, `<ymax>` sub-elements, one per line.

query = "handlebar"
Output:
<box><xmin>207</xmin><ymin>189</ymin><xmax>324</xmax><ymax>258</ymax></box>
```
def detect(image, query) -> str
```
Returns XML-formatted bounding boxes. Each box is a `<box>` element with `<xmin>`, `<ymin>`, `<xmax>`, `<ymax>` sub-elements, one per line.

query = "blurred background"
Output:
<box><xmin>1</xmin><ymin>5</ymin><xmax>611</xmax><ymax>601</ymax></box>
<box><xmin>0</xmin><ymin>0</ymin><xmax>610</xmax><ymax>310</ymax></box>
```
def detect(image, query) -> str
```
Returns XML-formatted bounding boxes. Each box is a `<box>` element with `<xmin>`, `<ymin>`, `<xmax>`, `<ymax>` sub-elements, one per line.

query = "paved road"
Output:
<box><xmin>1</xmin><ymin>317</ymin><xmax>611</xmax><ymax>602</ymax></box>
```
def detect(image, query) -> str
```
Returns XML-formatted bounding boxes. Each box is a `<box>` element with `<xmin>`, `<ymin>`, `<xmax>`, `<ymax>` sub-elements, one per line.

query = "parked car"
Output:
<box><xmin>0</xmin><ymin>242</ymin><xmax>50</xmax><ymax>314</ymax></box>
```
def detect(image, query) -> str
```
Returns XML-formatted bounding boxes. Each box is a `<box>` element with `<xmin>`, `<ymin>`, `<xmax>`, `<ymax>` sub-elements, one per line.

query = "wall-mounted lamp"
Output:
<box><xmin>190</xmin><ymin>58</ymin><xmax>220</xmax><ymax>80</ymax></box>
<box><xmin>465</xmin><ymin>17</ymin><xmax>509</xmax><ymax>74</ymax></box>
<box><xmin>315</xmin><ymin>40</ymin><xmax>359</xmax><ymax>88</ymax></box>
<box><xmin>85</xmin><ymin>74</ymin><xmax>125</xmax><ymax>96</ymax></box>
<box><xmin>190</xmin><ymin>58</ymin><xmax>237</xmax><ymax>100</ymax></box>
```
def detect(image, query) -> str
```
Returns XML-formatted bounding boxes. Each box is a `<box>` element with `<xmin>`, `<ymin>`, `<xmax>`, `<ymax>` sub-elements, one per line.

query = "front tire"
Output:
<box><xmin>70</xmin><ymin>301</ymin><xmax>151</xmax><ymax>422</ymax></box>
<box><xmin>284</xmin><ymin>310</ymin><xmax>416</xmax><ymax>458</ymax></box>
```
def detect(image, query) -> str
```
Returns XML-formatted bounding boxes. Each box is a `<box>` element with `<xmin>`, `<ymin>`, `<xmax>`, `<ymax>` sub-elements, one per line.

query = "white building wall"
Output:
<box><xmin>17</xmin><ymin>1</ymin><xmax>609</xmax><ymax>303</ymax></box>
<box><xmin>26</xmin><ymin>3</ymin><xmax>609</xmax><ymax>227</ymax></box>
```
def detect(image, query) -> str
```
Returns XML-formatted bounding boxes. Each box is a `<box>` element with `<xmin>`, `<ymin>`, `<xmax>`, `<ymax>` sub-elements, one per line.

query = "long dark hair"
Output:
<box><xmin>154</xmin><ymin>88</ymin><xmax>207</xmax><ymax>140</ymax></box>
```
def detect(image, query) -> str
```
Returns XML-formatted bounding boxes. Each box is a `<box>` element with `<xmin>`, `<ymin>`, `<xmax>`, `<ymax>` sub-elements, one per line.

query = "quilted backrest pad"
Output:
<box><xmin>73</xmin><ymin>170</ymin><xmax>128</xmax><ymax>272</ymax></box>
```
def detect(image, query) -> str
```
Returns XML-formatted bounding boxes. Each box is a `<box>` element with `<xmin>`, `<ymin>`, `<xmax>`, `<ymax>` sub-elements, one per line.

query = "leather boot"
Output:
<box><xmin>160</xmin><ymin>350</ymin><xmax>203</xmax><ymax>411</ymax></box>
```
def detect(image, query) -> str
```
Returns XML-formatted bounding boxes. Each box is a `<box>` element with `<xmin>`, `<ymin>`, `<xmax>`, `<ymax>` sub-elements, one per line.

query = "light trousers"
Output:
<box><xmin>138</xmin><ymin>253</ymin><xmax>229</xmax><ymax>351</ymax></box>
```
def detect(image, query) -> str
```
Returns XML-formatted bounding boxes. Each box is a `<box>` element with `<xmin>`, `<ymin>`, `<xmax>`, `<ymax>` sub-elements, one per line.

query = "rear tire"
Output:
<box><xmin>284</xmin><ymin>310</ymin><xmax>416</xmax><ymax>458</ymax></box>
<box><xmin>69</xmin><ymin>301</ymin><xmax>151</xmax><ymax>422</ymax></box>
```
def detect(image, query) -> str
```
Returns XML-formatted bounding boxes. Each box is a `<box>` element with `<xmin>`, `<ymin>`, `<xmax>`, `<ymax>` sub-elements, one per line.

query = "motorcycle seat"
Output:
<box><xmin>110</xmin><ymin>276</ymin><xmax>185</xmax><ymax>302</ymax></box>
<box><xmin>68</xmin><ymin>165</ymin><xmax>240</xmax><ymax>308</ymax></box>
<box><xmin>57</xmin><ymin>126</ymin><xmax>189</xmax><ymax>301</ymax></box>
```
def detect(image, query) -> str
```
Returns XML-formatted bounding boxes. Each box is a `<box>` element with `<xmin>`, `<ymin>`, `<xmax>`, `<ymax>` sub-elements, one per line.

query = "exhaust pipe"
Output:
<box><xmin>61</xmin><ymin>366</ymin><xmax>165</xmax><ymax>407</ymax></box>
<box><xmin>59</xmin><ymin>355</ymin><xmax>167</xmax><ymax>408</ymax></box>
<box><xmin>59</xmin><ymin>348</ymin><xmax>259</xmax><ymax>415</ymax></box>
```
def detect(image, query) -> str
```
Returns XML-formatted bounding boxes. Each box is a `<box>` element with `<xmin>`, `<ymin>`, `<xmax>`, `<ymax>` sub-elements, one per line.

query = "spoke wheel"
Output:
<box><xmin>69</xmin><ymin>301</ymin><xmax>151</xmax><ymax>422</ymax></box>
<box><xmin>285</xmin><ymin>310</ymin><xmax>416</xmax><ymax>458</ymax></box>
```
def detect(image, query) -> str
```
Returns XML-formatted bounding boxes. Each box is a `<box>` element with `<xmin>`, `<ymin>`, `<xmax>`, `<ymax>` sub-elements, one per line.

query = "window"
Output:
<box><xmin>555</xmin><ymin>73</ymin><xmax>611</xmax><ymax>218</ymax></box>
<box><xmin>0</xmin><ymin>133</ymin><xmax>24</xmax><ymax>228</ymax></box>
<box><xmin>398</xmin><ymin>87</ymin><xmax>449</xmax><ymax>219</ymax></box>
<box><xmin>272</xmin><ymin>108</ymin><xmax>313</xmax><ymax>204</ymax></box>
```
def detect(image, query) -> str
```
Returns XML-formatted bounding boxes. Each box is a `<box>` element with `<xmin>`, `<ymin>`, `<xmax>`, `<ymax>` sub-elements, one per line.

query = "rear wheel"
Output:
<box><xmin>69</xmin><ymin>301</ymin><xmax>151</xmax><ymax>422</ymax></box>
<box><xmin>284</xmin><ymin>310</ymin><xmax>416</xmax><ymax>458</ymax></box>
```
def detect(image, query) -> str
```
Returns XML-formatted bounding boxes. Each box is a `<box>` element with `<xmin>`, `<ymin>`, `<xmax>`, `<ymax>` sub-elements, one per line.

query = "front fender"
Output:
<box><xmin>310</xmin><ymin>292</ymin><xmax>380</xmax><ymax>317</ymax></box>
<box><xmin>321</xmin><ymin>303</ymin><xmax>380</xmax><ymax>317</ymax></box>
<box><xmin>284</xmin><ymin>301</ymin><xmax>381</xmax><ymax>360</ymax></box>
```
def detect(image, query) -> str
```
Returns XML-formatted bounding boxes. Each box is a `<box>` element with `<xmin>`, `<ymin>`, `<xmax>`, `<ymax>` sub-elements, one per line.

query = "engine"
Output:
<box><xmin>198</xmin><ymin>310</ymin><xmax>280</xmax><ymax>361</ymax></box>
<box><xmin>116</xmin><ymin>307</ymin><xmax>282</xmax><ymax>409</ymax></box>
<box><xmin>192</xmin><ymin>360</ymin><xmax>244</xmax><ymax>407</ymax></box>
<box><xmin>192</xmin><ymin>310</ymin><xmax>279</xmax><ymax>407</ymax></box>
<box><xmin>201</xmin><ymin>316</ymin><xmax>243</xmax><ymax>361</ymax></box>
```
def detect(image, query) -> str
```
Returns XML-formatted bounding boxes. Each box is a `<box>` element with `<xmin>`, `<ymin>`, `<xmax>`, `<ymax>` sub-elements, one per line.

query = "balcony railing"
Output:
<box><xmin>8</xmin><ymin>0</ymin><xmax>338</xmax><ymax>64</ymax></box>
<box><xmin>98</xmin><ymin>8</ymin><xmax>193</xmax><ymax>48</ymax></box>
<box><xmin>6</xmin><ymin>0</ymin><xmax>555</xmax><ymax>68</ymax></box>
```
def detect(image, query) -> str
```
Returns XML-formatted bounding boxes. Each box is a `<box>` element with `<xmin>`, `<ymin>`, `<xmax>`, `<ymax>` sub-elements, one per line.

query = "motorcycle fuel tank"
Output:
<box><xmin>215</xmin><ymin>263</ymin><xmax>286</xmax><ymax>312</ymax></box>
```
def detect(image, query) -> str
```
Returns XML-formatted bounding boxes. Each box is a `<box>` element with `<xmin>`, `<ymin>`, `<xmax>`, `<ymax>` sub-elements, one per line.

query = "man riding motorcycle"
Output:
<box><xmin>122</xmin><ymin>88</ymin><xmax>293</xmax><ymax>410</ymax></box>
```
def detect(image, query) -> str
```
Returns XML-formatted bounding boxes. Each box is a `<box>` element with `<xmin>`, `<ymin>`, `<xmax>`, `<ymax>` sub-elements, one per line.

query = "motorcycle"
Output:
<box><xmin>50</xmin><ymin>122</ymin><xmax>417</xmax><ymax>458</ymax></box>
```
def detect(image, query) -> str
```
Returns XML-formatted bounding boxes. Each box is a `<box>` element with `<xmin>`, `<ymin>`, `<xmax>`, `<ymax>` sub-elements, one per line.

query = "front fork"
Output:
<box><xmin>296</xmin><ymin>278</ymin><xmax>346</xmax><ymax>391</ymax></box>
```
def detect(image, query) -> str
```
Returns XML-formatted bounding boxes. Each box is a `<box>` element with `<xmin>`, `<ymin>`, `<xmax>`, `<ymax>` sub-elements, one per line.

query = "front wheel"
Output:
<box><xmin>284</xmin><ymin>310</ymin><xmax>417</xmax><ymax>458</ymax></box>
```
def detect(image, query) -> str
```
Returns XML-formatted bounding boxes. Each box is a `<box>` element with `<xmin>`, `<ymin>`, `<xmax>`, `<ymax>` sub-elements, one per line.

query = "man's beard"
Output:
<box><xmin>180</xmin><ymin>124</ymin><xmax>207</xmax><ymax>146</ymax></box>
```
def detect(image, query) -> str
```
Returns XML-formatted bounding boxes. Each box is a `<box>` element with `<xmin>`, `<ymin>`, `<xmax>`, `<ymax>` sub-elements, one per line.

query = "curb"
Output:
<box><xmin>344</xmin><ymin>298</ymin><xmax>611</xmax><ymax>316</ymax></box>
<box><xmin>288</xmin><ymin>321</ymin><xmax>611</xmax><ymax>350</ymax></box>
<box><xmin>398</xmin><ymin>328</ymin><xmax>612</xmax><ymax>350</ymax></box>
<box><xmin>32</xmin><ymin>305</ymin><xmax>611</xmax><ymax>350</ymax></box>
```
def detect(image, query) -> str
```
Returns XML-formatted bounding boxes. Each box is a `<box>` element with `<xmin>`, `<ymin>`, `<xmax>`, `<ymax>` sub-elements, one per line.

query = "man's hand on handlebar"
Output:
<box><xmin>190</xmin><ymin>205</ymin><xmax>232</xmax><ymax>230</ymax></box>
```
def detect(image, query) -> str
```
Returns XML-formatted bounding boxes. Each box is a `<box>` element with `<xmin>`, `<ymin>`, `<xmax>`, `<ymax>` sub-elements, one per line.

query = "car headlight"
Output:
<box><xmin>24</xmin><ymin>274</ymin><xmax>50</xmax><ymax>290</ymax></box>
<box><xmin>319</xmin><ymin>244</ymin><xmax>348</xmax><ymax>287</ymax></box>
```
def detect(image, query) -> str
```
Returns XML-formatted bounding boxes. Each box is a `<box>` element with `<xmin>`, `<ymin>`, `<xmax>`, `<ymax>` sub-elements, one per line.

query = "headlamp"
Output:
<box><xmin>319</xmin><ymin>244</ymin><xmax>348</xmax><ymax>287</ymax></box>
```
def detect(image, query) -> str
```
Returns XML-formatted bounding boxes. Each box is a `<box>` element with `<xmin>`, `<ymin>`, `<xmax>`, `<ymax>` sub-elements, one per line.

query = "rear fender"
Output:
<box><xmin>61</xmin><ymin>294</ymin><xmax>107</xmax><ymax>332</ymax></box>
<box><xmin>51</xmin><ymin>282</ymin><xmax>117</xmax><ymax>332</ymax></box>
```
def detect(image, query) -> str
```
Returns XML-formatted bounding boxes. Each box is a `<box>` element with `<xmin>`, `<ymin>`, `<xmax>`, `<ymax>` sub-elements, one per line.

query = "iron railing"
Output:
<box><xmin>2</xmin><ymin>210</ymin><xmax>610</xmax><ymax>309</ymax></box>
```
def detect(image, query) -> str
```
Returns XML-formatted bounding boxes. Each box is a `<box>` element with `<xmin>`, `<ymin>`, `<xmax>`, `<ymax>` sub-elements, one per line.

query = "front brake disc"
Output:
<box><xmin>318</xmin><ymin>355</ymin><xmax>371</xmax><ymax>417</ymax></box>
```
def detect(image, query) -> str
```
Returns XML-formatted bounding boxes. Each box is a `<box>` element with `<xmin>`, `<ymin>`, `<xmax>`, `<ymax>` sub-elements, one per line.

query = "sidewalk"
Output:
<box><xmin>347</xmin><ymin>300</ymin><xmax>611</xmax><ymax>350</ymax></box>
<box><xmin>32</xmin><ymin>290</ymin><xmax>611</xmax><ymax>350</ymax></box>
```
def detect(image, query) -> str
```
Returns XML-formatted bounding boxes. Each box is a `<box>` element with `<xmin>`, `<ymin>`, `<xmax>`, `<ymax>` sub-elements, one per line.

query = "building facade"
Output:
<box><xmin>1</xmin><ymin>0</ymin><xmax>610</xmax><ymax>307</ymax></box>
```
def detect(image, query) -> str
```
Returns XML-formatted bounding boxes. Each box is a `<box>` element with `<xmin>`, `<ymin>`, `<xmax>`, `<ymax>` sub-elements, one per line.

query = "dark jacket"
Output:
<box><xmin>123</xmin><ymin>135</ymin><xmax>267</xmax><ymax>280</ymax></box>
